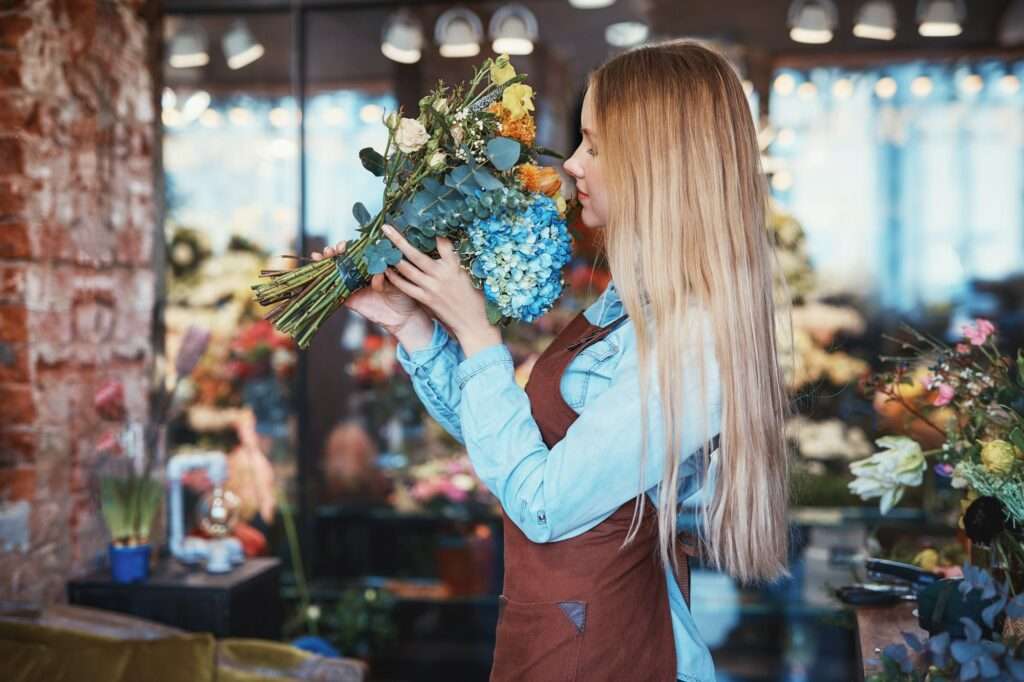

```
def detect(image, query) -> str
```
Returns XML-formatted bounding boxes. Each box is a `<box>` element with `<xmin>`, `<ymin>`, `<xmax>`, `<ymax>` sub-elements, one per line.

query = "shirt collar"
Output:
<box><xmin>585</xmin><ymin>280</ymin><xmax>625</xmax><ymax>327</ymax></box>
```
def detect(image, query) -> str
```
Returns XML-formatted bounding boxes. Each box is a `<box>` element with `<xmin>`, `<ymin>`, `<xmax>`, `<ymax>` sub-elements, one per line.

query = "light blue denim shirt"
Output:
<box><xmin>395</xmin><ymin>281</ymin><xmax>722</xmax><ymax>682</ymax></box>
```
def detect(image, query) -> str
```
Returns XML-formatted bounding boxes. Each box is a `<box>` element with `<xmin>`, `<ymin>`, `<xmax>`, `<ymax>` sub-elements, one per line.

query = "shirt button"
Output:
<box><xmin>537</xmin><ymin>511</ymin><xmax>547</xmax><ymax>524</ymax></box>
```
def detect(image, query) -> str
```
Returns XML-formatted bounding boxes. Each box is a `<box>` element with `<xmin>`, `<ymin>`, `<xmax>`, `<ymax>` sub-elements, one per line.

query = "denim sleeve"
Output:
<box><xmin>455</xmin><ymin>317</ymin><xmax>722</xmax><ymax>544</ymax></box>
<box><xmin>395</xmin><ymin>319</ymin><xmax>467</xmax><ymax>444</ymax></box>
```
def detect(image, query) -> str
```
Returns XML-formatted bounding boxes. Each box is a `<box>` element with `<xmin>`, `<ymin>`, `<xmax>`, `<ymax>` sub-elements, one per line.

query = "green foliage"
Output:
<box><xmin>99</xmin><ymin>474</ymin><xmax>162</xmax><ymax>545</ymax></box>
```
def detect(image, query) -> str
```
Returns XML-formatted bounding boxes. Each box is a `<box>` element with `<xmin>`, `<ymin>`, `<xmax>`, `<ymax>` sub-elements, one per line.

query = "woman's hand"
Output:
<box><xmin>380</xmin><ymin>225</ymin><xmax>502</xmax><ymax>358</ymax></box>
<box><xmin>310</xmin><ymin>239</ymin><xmax>430</xmax><ymax>341</ymax></box>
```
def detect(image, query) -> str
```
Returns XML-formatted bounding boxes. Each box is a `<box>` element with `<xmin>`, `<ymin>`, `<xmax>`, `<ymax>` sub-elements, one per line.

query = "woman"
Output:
<box><xmin>314</xmin><ymin>39</ymin><xmax>790</xmax><ymax>682</ymax></box>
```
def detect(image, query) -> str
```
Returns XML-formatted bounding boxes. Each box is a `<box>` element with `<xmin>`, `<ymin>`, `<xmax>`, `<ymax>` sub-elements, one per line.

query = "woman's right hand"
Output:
<box><xmin>312</xmin><ymin>238</ymin><xmax>425</xmax><ymax>335</ymax></box>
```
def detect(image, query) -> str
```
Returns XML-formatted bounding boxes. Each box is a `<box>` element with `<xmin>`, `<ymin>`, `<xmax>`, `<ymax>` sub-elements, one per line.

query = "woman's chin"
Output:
<box><xmin>579</xmin><ymin>206</ymin><xmax>605</xmax><ymax>229</ymax></box>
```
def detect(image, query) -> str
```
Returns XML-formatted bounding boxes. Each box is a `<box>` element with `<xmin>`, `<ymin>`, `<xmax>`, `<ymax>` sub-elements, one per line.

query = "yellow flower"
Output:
<box><xmin>981</xmin><ymin>439</ymin><xmax>1017</xmax><ymax>475</ymax></box>
<box><xmin>502</xmin><ymin>83</ymin><xmax>534</xmax><ymax>121</ymax></box>
<box><xmin>490</xmin><ymin>55</ymin><xmax>516</xmax><ymax>86</ymax></box>
<box><xmin>912</xmin><ymin>548</ymin><xmax>939</xmax><ymax>572</ymax></box>
<box><xmin>555</xmin><ymin>195</ymin><xmax>567</xmax><ymax>215</ymax></box>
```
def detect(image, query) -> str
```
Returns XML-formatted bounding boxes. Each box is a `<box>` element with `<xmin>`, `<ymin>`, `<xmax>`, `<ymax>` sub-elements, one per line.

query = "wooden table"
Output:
<box><xmin>854</xmin><ymin>601</ymin><xmax>927</xmax><ymax>681</ymax></box>
<box><xmin>67</xmin><ymin>557</ymin><xmax>282</xmax><ymax>639</ymax></box>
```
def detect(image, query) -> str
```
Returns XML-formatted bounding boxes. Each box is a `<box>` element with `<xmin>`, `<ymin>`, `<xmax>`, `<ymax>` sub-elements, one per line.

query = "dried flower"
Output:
<box><xmin>980</xmin><ymin>439</ymin><xmax>1017</xmax><ymax>475</ymax></box>
<box><xmin>962</xmin><ymin>318</ymin><xmax>996</xmax><ymax>346</ymax></box>
<box><xmin>517</xmin><ymin>164</ymin><xmax>561</xmax><ymax>197</ymax></box>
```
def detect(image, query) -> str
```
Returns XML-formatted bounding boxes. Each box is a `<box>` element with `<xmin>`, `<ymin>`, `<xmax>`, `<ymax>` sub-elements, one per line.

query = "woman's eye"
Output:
<box><xmin>586</xmin><ymin>148</ymin><xmax>597</xmax><ymax>157</ymax></box>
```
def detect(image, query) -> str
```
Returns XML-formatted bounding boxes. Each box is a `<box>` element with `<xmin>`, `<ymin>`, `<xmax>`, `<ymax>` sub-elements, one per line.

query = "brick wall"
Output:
<box><xmin>0</xmin><ymin>0</ymin><xmax>160</xmax><ymax>604</ymax></box>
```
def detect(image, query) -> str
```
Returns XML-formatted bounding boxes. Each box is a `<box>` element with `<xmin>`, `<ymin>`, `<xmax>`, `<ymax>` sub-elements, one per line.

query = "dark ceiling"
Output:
<box><xmin>163</xmin><ymin>0</ymin><xmax>1023</xmax><ymax>94</ymax></box>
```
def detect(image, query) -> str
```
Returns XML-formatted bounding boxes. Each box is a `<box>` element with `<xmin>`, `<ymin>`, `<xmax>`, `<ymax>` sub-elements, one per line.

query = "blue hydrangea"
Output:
<box><xmin>465</xmin><ymin>193</ymin><xmax>572</xmax><ymax>323</ymax></box>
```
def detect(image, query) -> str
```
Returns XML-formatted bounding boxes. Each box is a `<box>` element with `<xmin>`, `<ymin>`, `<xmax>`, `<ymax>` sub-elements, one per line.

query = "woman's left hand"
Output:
<box><xmin>381</xmin><ymin>225</ymin><xmax>502</xmax><ymax>357</ymax></box>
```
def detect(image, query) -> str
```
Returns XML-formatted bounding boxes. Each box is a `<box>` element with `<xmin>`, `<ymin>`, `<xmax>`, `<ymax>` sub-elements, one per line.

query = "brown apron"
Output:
<box><xmin>489</xmin><ymin>310</ymin><xmax>703</xmax><ymax>682</ymax></box>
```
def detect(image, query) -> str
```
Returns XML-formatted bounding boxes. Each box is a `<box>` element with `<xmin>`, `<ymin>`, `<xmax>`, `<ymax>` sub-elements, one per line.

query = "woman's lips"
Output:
<box><xmin>578</xmin><ymin>190</ymin><xmax>589</xmax><ymax>201</ymax></box>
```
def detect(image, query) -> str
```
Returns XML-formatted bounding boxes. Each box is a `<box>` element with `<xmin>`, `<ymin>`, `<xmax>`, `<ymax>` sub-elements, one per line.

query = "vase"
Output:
<box><xmin>109</xmin><ymin>543</ymin><xmax>151</xmax><ymax>583</ymax></box>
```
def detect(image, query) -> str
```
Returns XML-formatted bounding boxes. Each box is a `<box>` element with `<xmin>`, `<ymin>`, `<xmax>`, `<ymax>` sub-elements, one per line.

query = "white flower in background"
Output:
<box><xmin>848</xmin><ymin>436</ymin><xmax>926</xmax><ymax>514</ymax></box>
<box><xmin>395</xmin><ymin>117</ymin><xmax>429</xmax><ymax>153</ymax></box>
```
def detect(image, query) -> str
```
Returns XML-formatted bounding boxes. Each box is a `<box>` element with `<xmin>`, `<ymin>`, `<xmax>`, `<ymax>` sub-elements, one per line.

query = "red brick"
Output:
<box><xmin>0</xmin><ymin>427</ymin><xmax>33</xmax><ymax>464</ymax></box>
<box><xmin>0</xmin><ymin>466</ymin><xmax>35</xmax><ymax>501</ymax></box>
<box><xmin>0</xmin><ymin>383</ymin><xmax>34</xmax><ymax>424</ymax></box>
<box><xmin>0</xmin><ymin>303</ymin><xmax>26</xmax><ymax>342</ymax></box>
<box><xmin>0</xmin><ymin>264</ymin><xmax>24</xmax><ymax>300</ymax></box>
<box><xmin>0</xmin><ymin>221</ymin><xmax>30</xmax><ymax>258</ymax></box>
<box><xmin>0</xmin><ymin>15</ymin><xmax>32</xmax><ymax>51</ymax></box>
<box><xmin>0</xmin><ymin>340</ymin><xmax>27</xmax><ymax>382</ymax></box>
<box><xmin>0</xmin><ymin>137</ymin><xmax>24</xmax><ymax>175</ymax></box>
<box><xmin>0</xmin><ymin>94</ymin><xmax>34</xmax><ymax>132</ymax></box>
<box><xmin>0</xmin><ymin>52</ymin><xmax>21</xmax><ymax>89</ymax></box>
<box><xmin>0</xmin><ymin>178</ymin><xmax>27</xmax><ymax>217</ymax></box>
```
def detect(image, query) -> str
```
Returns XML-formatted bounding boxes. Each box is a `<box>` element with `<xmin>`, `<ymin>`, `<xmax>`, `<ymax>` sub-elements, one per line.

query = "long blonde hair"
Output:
<box><xmin>591</xmin><ymin>39</ymin><xmax>791</xmax><ymax>583</ymax></box>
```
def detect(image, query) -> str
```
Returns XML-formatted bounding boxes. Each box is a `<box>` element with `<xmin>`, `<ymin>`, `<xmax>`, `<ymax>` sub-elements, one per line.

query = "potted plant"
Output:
<box><xmin>94</xmin><ymin>326</ymin><xmax>210</xmax><ymax>582</ymax></box>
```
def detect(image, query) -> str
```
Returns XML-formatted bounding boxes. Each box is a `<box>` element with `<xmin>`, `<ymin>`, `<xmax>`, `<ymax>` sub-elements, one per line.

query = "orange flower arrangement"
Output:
<box><xmin>517</xmin><ymin>163</ymin><xmax>561</xmax><ymax>197</ymax></box>
<box><xmin>489</xmin><ymin>101</ymin><xmax>536</xmax><ymax>147</ymax></box>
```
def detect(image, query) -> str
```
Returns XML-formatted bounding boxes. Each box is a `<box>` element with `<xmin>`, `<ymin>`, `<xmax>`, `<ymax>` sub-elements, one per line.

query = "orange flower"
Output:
<box><xmin>517</xmin><ymin>164</ymin><xmax>561</xmax><ymax>197</ymax></box>
<box><xmin>489</xmin><ymin>102</ymin><xmax>536</xmax><ymax>147</ymax></box>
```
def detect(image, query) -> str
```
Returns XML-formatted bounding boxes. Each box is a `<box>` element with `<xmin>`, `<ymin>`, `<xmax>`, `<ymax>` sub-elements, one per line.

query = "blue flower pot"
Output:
<box><xmin>109</xmin><ymin>544</ymin><xmax>151</xmax><ymax>583</ymax></box>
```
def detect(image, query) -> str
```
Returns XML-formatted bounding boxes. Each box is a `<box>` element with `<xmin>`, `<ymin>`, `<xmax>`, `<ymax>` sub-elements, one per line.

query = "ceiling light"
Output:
<box><xmin>490</xmin><ymin>4</ymin><xmax>538</xmax><ymax>55</ymax></box>
<box><xmin>199</xmin><ymin>109</ymin><xmax>222</xmax><ymax>128</ymax></box>
<box><xmin>875</xmin><ymin>76</ymin><xmax>898</xmax><ymax>99</ymax></box>
<box><xmin>222</xmin><ymin>20</ymin><xmax>264</xmax><ymax>70</ymax></box>
<box><xmin>832</xmin><ymin>78</ymin><xmax>854</xmax><ymax>98</ymax></box>
<box><xmin>382</xmin><ymin>10</ymin><xmax>423</xmax><ymax>64</ymax></box>
<box><xmin>360</xmin><ymin>104</ymin><xmax>385</xmax><ymax>124</ymax></box>
<box><xmin>917</xmin><ymin>0</ymin><xmax>965</xmax><ymax>38</ymax></box>
<box><xmin>169</xmin><ymin>23</ymin><xmax>209</xmax><ymax>69</ymax></box>
<box><xmin>999</xmin><ymin>73</ymin><xmax>1021</xmax><ymax>95</ymax></box>
<box><xmin>773</xmin><ymin>73</ymin><xmax>797</xmax><ymax>96</ymax></box>
<box><xmin>569</xmin><ymin>0</ymin><xmax>616</xmax><ymax>8</ymax></box>
<box><xmin>910</xmin><ymin>75</ymin><xmax>933</xmax><ymax>97</ymax></box>
<box><xmin>435</xmin><ymin>7</ymin><xmax>483</xmax><ymax>58</ymax></box>
<box><xmin>797</xmin><ymin>81</ymin><xmax>817</xmax><ymax>99</ymax></box>
<box><xmin>788</xmin><ymin>0</ymin><xmax>837</xmax><ymax>44</ymax></box>
<box><xmin>605</xmin><ymin>21</ymin><xmax>648</xmax><ymax>47</ymax></box>
<box><xmin>180</xmin><ymin>90</ymin><xmax>211</xmax><ymax>123</ymax></box>
<box><xmin>853</xmin><ymin>1</ymin><xmax>897</xmax><ymax>41</ymax></box>
<box><xmin>960</xmin><ymin>73</ymin><xmax>983</xmax><ymax>95</ymax></box>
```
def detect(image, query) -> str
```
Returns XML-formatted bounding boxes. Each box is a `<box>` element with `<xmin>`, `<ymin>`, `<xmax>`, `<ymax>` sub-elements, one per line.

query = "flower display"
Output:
<box><xmin>848</xmin><ymin>436</ymin><xmax>927</xmax><ymax>514</ymax></box>
<box><xmin>253</xmin><ymin>54</ymin><xmax>577</xmax><ymax>348</ymax></box>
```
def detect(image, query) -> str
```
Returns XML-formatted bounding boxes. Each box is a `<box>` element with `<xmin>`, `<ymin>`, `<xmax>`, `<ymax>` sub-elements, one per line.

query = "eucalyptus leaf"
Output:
<box><xmin>485</xmin><ymin>299</ymin><xmax>504</xmax><ymax>325</ymax></box>
<box><xmin>352</xmin><ymin>202</ymin><xmax>372</xmax><ymax>227</ymax></box>
<box><xmin>363</xmin><ymin>240</ymin><xmax>403</xmax><ymax>274</ymax></box>
<box><xmin>486</xmin><ymin>137</ymin><xmax>521</xmax><ymax>171</ymax></box>
<box><xmin>472</xmin><ymin>167</ymin><xmax>504</xmax><ymax>191</ymax></box>
<box><xmin>359</xmin><ymin>147</ymin><xmax>386</xmax><ymax>177</ymax></box>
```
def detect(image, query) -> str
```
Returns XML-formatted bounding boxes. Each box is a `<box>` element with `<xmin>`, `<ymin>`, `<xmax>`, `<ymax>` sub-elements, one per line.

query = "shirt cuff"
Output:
<box><xmin>455</xmin><ymin>343</ymin><xmax>514</xmax><ymax>390</ymax></box>
<box><xmin>395</xmin><ymin>319</ymin><xmax>450</xmax><ymax>375</ymax></box>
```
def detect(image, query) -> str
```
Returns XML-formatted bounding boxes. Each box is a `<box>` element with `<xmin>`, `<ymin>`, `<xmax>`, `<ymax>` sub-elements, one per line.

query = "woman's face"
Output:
<box><xmin>563</xmin><ymin>88</ymin><xmax>607</xmax><ymax>228</ymax></box>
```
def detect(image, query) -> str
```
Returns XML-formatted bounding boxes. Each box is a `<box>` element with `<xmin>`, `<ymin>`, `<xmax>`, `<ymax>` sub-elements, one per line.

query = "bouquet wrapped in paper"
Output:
<box><xmin>253</xmin><ymin>55</ymin><xmax>576</xmax><ymax>348</ymax></box>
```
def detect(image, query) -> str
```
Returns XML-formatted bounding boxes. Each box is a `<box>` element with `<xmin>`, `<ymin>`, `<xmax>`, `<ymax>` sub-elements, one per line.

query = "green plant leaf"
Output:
<box><xmin>472</xmin><ymin>168</ymin><xmax>503</xmax><ymax>191</ymax></box>
<box><xmin>485</xmin><ymin>137</ymin><xmax>521</xmax><ymax>171</ymax></box>
<box><xmin>485</xmin><ymin>299</ymin><xmax>503</xmax><ymax>325</ymax></box>
<box><xmin>359</xmin><ymin>147</ymin><xmax>386</xmax><ymax>177</ymax></box>
<box><xmin>363</xmin><ymin>240</ymin><xmax>403</xmax><ymax>274</ymax></box>
<box><xmin>1009</xmin><ymin>426</ymin><xmax>1024</xmax><ymax>455</ymax></box>
<box><xmin>352</xmin><ymin>202</ymin><xmax>372</xmax><ymax>227</ymax></box>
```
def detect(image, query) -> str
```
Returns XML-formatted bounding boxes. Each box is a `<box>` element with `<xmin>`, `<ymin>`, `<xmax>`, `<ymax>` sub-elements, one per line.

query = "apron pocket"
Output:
<box><xmin>491</xmin><ymin>595</ymin><xmax>587</xmax><ymax>682</ymax></box>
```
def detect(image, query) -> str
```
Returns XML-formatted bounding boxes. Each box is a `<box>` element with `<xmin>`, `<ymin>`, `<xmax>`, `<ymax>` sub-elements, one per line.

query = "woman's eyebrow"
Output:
<box><xmin>582</xmin><ymin>127</ymin><xmax>598</xmax><ymax>139</ymax></box>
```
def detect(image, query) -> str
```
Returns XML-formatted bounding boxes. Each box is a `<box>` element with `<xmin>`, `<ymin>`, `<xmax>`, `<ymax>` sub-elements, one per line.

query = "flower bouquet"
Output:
<box><xmin>849</xmin><ymin>319</ymin><xmax>1024</xmax><ymax>589</ymax></box>
<box><xmin>253</xmin><ymin>54</ymin><xmax>575</xmax><ymax>348</ymax></box>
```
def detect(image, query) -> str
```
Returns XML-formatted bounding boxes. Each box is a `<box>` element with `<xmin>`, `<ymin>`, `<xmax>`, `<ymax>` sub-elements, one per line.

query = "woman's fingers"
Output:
<box><xmin>335</xmin><ymin>241</ymin><xmax>347</xmax><ymax>253</ymax></box>
<box><xmin>436</xmin><ymin>236</ymin><xmax>456</xmax><ymax>261</ymax></box>
<box><xmin>382</xmin><ymin>225</ymin><xmax>434</xmax><ymax>272</ymax></box>
<box><xmin>393</xmin><ymin>258</ymin><xmax>429</xmax><ymax>286</ymax></box>
<box><xmin>383</xmin><ymin>266</ymin><xmax>427</xmax><ymax>302</ymax></box>
<box><xmin>323</xmin><ymin>246</ymin><xmax>336</xmax><ymax>258</ymax></box>
<box><xmin>311</xmin><ymin>252</ymin><xmax>322</xmax><ymax>262</ymax></box>
<box><xmin>370</xmin><ymin>272</ymin><xmax>385</xmax><ymax>293</ymax></box>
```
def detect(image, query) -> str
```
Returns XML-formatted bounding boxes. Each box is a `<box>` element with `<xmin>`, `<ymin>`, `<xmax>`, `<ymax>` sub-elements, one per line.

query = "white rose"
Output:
<box><xmin>847</xmin><ymin>436</ymin><xmax>926</xmax><ymax>514</ymax></box>
<box><xmin>451</xmin><ymin>125</ymin><xmax>464</xmax><ymax>145</ymax></box>
<box><xmin>395</xmin><ymin>117</ymin><xmax>429</xmax><ymax>154</ymax></box>
<box><xmin>428</xmin><ymin>151</ymin><xmax>446</xmax><ymax>170</ymax></box>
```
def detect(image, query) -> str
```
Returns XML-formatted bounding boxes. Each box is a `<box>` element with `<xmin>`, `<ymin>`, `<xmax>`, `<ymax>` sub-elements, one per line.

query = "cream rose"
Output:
<box><xmin>395</xmin><ymin>117</ymin><xmax>429</xmax><ymax>154</ymax></box>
